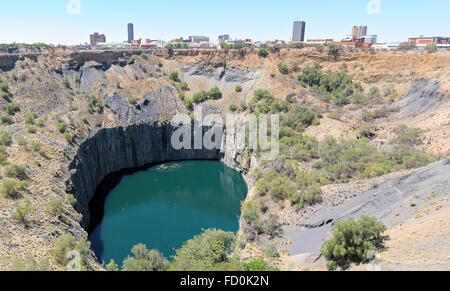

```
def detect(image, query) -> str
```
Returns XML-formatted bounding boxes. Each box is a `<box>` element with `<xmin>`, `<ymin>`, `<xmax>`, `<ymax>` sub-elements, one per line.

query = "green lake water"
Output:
<box><xmin>88</xmin><ymin>161</ymin><xmax>247</xmax><ymax>265</ymax></box>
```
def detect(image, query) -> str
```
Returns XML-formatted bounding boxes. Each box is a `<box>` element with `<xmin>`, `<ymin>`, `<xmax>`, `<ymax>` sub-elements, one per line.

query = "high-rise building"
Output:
<box><xmin>218</xmin><ymin>35</ymin><xmax>230</xmax><ymax>42</ymax></box>
<box><xmin>352</xmin><ymin>26</ymin><xmax>368</xmax><ymax>37</ymax></box>
<box><xmin>128</xmin><ymin>23</ymin><xmax>134</xmax><ymax>43</ymax></box>
<box><xmin>90</xmin><ymin>32</ymin><xmax>106</xmax><ymax>47</ymax></box>
<box><xmin>292</xmin><ymin>21</ymin><xmax>306</xmax><ymax>42</ymax></box>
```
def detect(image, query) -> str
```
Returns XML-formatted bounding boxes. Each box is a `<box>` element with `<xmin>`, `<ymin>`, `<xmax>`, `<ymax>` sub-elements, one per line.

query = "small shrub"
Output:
<box><xmin>278</xmin><ymin>63</ymin><xmax>289</xmax><ymax>75</ymax></box>
<box><xmin>240</xmin><ymin>100</ymin><xmax>247</xmax><ymax>111</ymax></box>
<box><xmin>122</xmin><ymin>243</ymin><xmax>169</xmax><ymax>271</ymax></box>
<box><xmin>57</xmin><ymin>122</ymin><xmax>68</xmax><ymax>134</ymax></box>
<box><xmin>53</xmin><ymin>234</ymin><xmax>90</xmax><ymax>268</ymax></box>
<box><xmin>207</xmin><ymin>87</ymin><xmax>223</xmax><ymax>100</ymax></box>
<box><xmin>35</xmin><ymin>118</ymin><xmax>45</xmax><ymax>127</ymax></box>
<box><xmin>0</xmin><ymin>179</ymin><xmax>28</xmax><ymax>199</ymax></box>
<box><xmin>258</xmin><ymin>48</ymin><xmax>268</xmax><ymax>58</ymax></box>
<box><xmin>87</xmin><ymin>95</ymin><xmax>103</xmax><ymax>114</ymax></box>
<box><xmin>183</xmin><ymin>98</ymin><xmax>193</xmax><ymax>111</ymax></box>
<box><xmin>244</xmin><ymin>258</ymin><xmax>278</xmax><ymax>271</ymax></box>
<box><xmin>192</xmin><ymin>91</ymin><xmax>208</xmax><ymax>104</ymax></box>
<box><xmin>16</xmin><ymin>136</ymin><xmax>27</xmax><ymax>146</ymax></box>
<box><xmin>25</xmin><ymin>112</ymin><xmax>37</xmax><ymax>125</ymax></box>
<box><xmin>0</xmin><ymin>114</ymin><xmax>14</xmax><ymax>125</ymax></box>
<box><xmin>235</xmin><ymin>85</ymin><xmax>242</xmax><ymax>93</ymax></box>
<box><xmin>177</xmin><ymin>81</ymin><xmax>189</xmax><ymax>91</ymax></box>
<box><xmin>0</xmin><ymin>131</ymin><xmax>12</xmax><ymax>146</ymax></box>
<box><xmin>4</xmin><ymin>102</ymin><xmax>20</xmax><ymax>115</ymax></box>
<box><xmin>66</xmin><ymin>194</ymin><xmax>78</xmax><ymax>207</ymax></box>
<box><xmin>105</xmin><ymin>260</ymin><xmax>119</xmax><ymax>271</ymax></box>
<box><xmin>262</xmin><ymin>243</ymin><xmax>279</xmax><ymax>258</ymax></box>
<box><xmin>229</xmin><ymin>104</ymin><xmax>238</xmax><ymax>112</ymax></box>
<box><xmin>169</xmin><ymin>71</ymin><xmax>180</xmax><ymax>82</ymax></box>
<box><xmin>26</xmin><ymin>125</ymin><xmax>36</xmax><ymax>134</ymax></box>
<box><xmin>170</xmin><ymin>229</ymin><xmax>236</xmax><ymax>271</ymax></box>
<box><xmin>31</xmin><ymin>141</ymin><xmax>41</xmax><ymax>152</ymax></box>
<box><xmin>0</xmin><ymin>146</ymin><xmax>7</xmax><ymax>164</ymax></box>
<box><xmin>65</xmin><ymin>133</ymin><xmax>75</xmax><ymax>143</ymax></box>
<box><xmin>11</xmin><ymin>199</ymin><xmax>32</xmax><ymax>224</ymax></box>
<box><xmin>358</xmin><ymin>123</ymin><xmax>375</xmax><ymax>139</ymax></box>
<box><xmin>62</xmin><ymin>77</ymin><xmax>70</xmax><ymax>88</ymax></box>
<box><xmin>45</xmin><ymin>199</ymin><xmax>64</xmax><ymax>217</ymax></box>
<box><xmin>69</xmin><ymin>105</ymin><xmax>78</xmax><ymax>111</ymax></box>
<box><xmin>4</xmin><ymin>164</ymin><xmax>27</xmax><ymax>180</ymax></box>
<box><xmin>392</xmin><ymin>125</ymin><xmax>423</xmax><ymax>146</ymax></box>
<box><xmin>0</xmin><ymin>82</ymin><xmax>9</xmax><ymax>93</ymax></box>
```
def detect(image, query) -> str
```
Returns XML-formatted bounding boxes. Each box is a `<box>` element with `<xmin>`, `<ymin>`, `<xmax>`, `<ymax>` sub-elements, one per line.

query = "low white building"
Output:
<box><xmin>372</xmin><ymin>43</ymin><xmax>400</xmax><ymax>50</ymax></box>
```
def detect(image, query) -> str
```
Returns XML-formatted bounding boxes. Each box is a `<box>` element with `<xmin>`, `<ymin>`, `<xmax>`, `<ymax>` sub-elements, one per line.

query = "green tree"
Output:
<box><xmin>105</xmin><ymin>259</ymin><xmax>119</xmax><ymax>271</ymax></box>
<box><xmin>321</xmin><ymin>216</ymin><xmax>386</xmax><ymax>270</ymax></box>
<box><xmin>278</xmin><ymin>63</ymin><xmax>289</xmax><ymax>75</ymax></box>
<box><xmin>192</xmin><ymin>91</ymin><xmax>208</xmax><ymax>104</ymax></box>
<box><xmin>328</xmin><ymin>43</ymin><xmax>340</xmax><ymax>60</ymax></box>
<box><xmin>122</xmin><ymin>243</ymin><xmax>169</xmax><ymax>271</ymax></box>
<box><xmin>52</xmin><ymin>234</ymin><xmax>91</xmax><ymax>268</ymax></box>
<box><xmin>170</xmin><ymin>229</ymin><xmax>236</xmax><ymax>271</ymax></box>
<box><xmin>208</xmin><ymin>87</ymin><xmax>223</xmax><ymax>100</ymax></box>
<box><xmin>258</xmin><ymin>47</ymin><xmax>268</xmax><ymax>58</ymax></box>
<box><xmin>244</xmin><ymin>258</ymin><xmax>279</xmax><ymax>271</ymax></box>
<box><xmin>169</xmin><ymin>71</ymin><xmax>180</xmax><ymax>82</ymax></box>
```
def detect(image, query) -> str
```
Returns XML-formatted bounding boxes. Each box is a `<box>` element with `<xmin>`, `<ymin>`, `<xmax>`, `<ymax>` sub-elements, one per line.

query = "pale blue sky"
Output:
<box><xmin>0</xmin><ymin>0</ymin><xmax>449</xmax><ymax>45</ymax></box>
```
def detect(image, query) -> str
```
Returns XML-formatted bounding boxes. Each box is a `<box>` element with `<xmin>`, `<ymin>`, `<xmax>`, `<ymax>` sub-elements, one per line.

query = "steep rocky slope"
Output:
<box><xmin>0</xmin><ymin>48</ymin><xmax>448</xmax><ymax>270</ymax></box>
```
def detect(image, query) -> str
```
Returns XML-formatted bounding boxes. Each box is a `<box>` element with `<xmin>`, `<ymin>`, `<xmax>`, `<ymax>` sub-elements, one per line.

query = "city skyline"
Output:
<box><xmin>0</xmin><ymin>0</ymin><xmax>449</xmax><ymax>45</ymax></box>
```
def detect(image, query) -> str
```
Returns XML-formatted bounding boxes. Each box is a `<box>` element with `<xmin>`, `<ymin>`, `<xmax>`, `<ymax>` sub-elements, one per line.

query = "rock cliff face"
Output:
<box><xmin>67</xmin><ymin>123</ymin><xmax>237</xmax><ymax>228</ymax></box>
<box><xmin>67</xmin><ymin>123</ymin><xmax>244</xmax><ymax>229</ymax></box>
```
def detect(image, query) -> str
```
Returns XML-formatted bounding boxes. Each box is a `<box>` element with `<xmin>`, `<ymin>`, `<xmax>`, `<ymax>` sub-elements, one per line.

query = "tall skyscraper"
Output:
<box><xmin>352</xmin><ymin>26</ymin><xmax>368</xmax><ymax>37</ymax></box>
<box><xmin>292</xmin><ymin>21</ymin><xmax>306</xmax><ymax>42</ymax></box>
<box><xmin>128</xmin><ymin>23</ymin><xmax>134</xmax><ymax>43</ymax></box>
